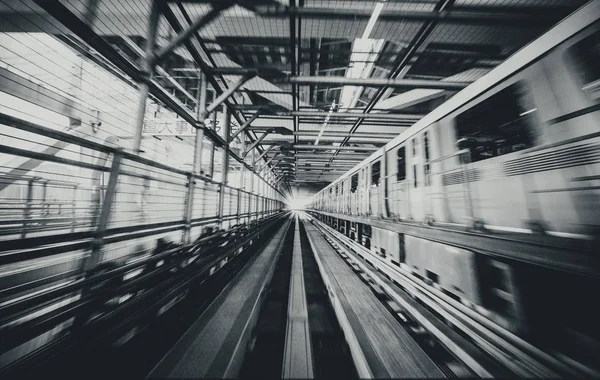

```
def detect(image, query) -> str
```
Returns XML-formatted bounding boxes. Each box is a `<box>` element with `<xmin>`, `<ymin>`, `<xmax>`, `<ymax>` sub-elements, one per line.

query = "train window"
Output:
<box><xmin>423</xmin><ymin>132</ymin><xmax>431</xmax><ymax>186</ymax></box>
<box><xmin>455</xmin><ymin>83</ymin><xmax>535</xmax><ymax>163</ymax></box>
<box><xmin>351</xmin><ymin>173</ymin><xmax>358</xmax><ymax>193</ymax></box>
<box><xmin>423</xmin><ymin>131</ymin><xmax>430</xmax><ymax>162</ymax></box>
<box><xmin>567</xmin><ymin>29</ymin><xmax>600</xmax><ymax>100</ymax></box>
<box><xmin>412</xmin><ymin>138</ymin><xmax>418</xmax><ymax>156</ymax></box>
<box><xmin>397</xmin><ymin>147</ymin><xmax>406</xmax><ymax>181</ymax></box>
<box><xmin>371</xmin><ymin>160</ymin><xmax>381</xmax><ymax>186</ymax></box>
<box><xmin>413</xmin><ymin>165</ymin><xmax>418</xmax><ymax>188</ymax></box>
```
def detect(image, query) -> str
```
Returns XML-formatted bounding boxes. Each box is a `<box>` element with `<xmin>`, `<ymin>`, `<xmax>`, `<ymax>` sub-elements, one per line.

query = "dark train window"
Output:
<box><xmin>371</xmin><ymin>160</ymin><xmax>381</xmax><ymax>186</ymax></box>
<box><xmin>412</xmin><ymin>138</ymin><xmax>417</xmax><ymax>156</ymax></box>
<box><xmin>397</xmin><ymin>147</ymin><xmax>406</xmax><ymax>181</ymax></box>
<box><xmin>455</xmin><ymin>83</ymin><xmax>536</xmax><ymax>163</ymax></box>
<box><xmin>413</xmin><ymin>165</ymin><xmax>418</xmax><ymax>188</ymax></box>
<box><xmin>351</xmin><ymin>173</ymin><xmax>358</xmax><ymax>193</ymax></box>
<box><xmin>423</xmin><ymin>132</ymin><xmax>431</xmax><ymax>186</ymax></box>
<box><xmin>568</xmin><ymin>29</ymin><xmax>600</xmax><ymax>100</ymax></box>
<box><xmin>423</xmin><ymin>131</ymin><xmax>430</xmax><ymax>162</ymax></box>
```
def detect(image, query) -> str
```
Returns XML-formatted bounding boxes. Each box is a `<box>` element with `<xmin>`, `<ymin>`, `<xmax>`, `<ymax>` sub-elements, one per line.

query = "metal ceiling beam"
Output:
<box><xmin>294</xmin><ymin>145</ymin><xmax>379</xmax><ymax>151</ymax></box>
<box><xmin>162</xmin><ymin>3</ymin><xmax>283</xmax><ymax>192</ymax></box>
<box><xmin>295</xmin><ymin>154</ymin><xmax>368</xmax><ymax>159</ymax></box>
<box><xmin>249</xmin><ymin>6</ymin><xmax>561</xmax><ymax>26</ymax></box>
<box><xmin>329</xmin><ymin>0</ymin><xmax>457</xmax><ymax>163</ymax></box>
<box><xmin>294</xmin><ymin>131</ymin><xmax>398</xmax><ymax>138</ymax></box>
<box><xmin>121</xmin><ymin>36</ymin><xmax>197</xmax><ymax>105</ymax></box>
<box><xmin>38</xmin><ymin>0</ymin><xmax>281</xmax><ymax>194</ymax></box>
<box><xmin>283</xmin><ymin>111</ymin><xmax>424</xmax><ymax>120</ymax></box>
<box><xmin>284</xmin><ymin>76</ymin><xmax>469</xmax><ymax>90</ymax></box>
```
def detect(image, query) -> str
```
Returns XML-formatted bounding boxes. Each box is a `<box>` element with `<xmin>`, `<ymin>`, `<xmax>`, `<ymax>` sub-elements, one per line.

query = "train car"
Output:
<box><xmin>309</xmin><ymin>0</ymin><xmax>600</xmax><ymax>342</ymax></box>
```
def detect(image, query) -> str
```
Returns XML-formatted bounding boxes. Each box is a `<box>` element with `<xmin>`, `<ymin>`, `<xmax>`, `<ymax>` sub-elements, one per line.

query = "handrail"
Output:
<box><xmin>0</xmin><ymin>112</ymin><xmax>285</xmax><ymax>197</ymax></box>
<box><xmin>0</xmin><ymin>111</ymin><xmax>280</xmax><ymax>198</ymax></box>
<box><xmin>0</xmin><ymin>212</ymin><xmax>286</xmax><ymax>354</ymax></box>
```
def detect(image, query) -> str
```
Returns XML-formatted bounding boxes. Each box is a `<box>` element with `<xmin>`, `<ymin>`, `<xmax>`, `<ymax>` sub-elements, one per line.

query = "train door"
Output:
<box><xmin>409</xmin><ymin>136</ymin><xmax>425</xmax><ymax>221</ymax></box>
<box><xmin>343</xmin><ymin>178</ymin><xmax>350</xmax><ymax>214</ymax></box>
<box><xmin>350</xmin><ymin>173</ymin><xmax>358</xmax><ymax>215</ymax></box>
<box><xmin>423</xmin><ymin>130</ymin><xmax>434</xmax><ymax>222</ymax></box>
<box><xmin>370</xmin><ymin>160</ymin><xmax>382</xmax><ymax>217</ymax></box>
<box><xmin>359</xmin><ymin>167</ymin><xmax>367</xmax><ymax>216</ymax></box>
<box><xmin>388</xmin><ymin>146</ymin><xmax>409</xmax><ymax>220</ymax></box>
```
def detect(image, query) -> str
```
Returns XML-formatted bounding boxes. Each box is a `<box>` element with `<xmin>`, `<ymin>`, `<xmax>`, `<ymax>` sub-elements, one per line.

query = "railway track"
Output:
<box><xmin>308</xmin><ymin>213</ymin><xmax>600</xmax><ymax>378</ymax></box>
<box><xmin>60</xmin><ymin>211</ymin><xmax>598</xmax><ymax>379</ymax></box>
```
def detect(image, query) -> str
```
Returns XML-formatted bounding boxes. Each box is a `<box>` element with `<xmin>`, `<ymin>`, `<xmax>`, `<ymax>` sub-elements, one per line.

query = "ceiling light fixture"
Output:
<box><xmin>314</xmin><ymin>101</ymin><xmax>337</xmax><ymax>146</ymax></box>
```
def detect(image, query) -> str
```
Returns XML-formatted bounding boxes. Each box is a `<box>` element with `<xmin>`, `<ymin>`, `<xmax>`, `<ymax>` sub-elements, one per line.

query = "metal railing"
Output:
<box><xmin>0</xmin><ymin>111</ymin><xmax>285</xmax><ymax>370</ymax></box>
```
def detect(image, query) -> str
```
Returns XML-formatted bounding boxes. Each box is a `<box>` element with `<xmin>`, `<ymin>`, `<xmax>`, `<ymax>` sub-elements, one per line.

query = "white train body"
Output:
<box><xmin>310</xmin><ymin>2</ymin><xmax>600</xmax><ymax>337</ymax></box>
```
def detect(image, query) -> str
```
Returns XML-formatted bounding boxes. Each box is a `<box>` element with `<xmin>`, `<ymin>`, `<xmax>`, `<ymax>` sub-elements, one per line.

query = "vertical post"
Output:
<box><xmin>218</xmin><ymin>108</ymin><xmax>231</xmax><ymax>227</ymax></box>
<box><xmin>239</xmin><ymin>133</ymin><xmax>246</xmax><ymax>223</ymax></box>
<box><xmin>209</xmin><ymin>110</ymin><xmax>217</xmax><ymax>179</ymax></box>
<box><xmin>21</xmin><ymin>178</ymin><xmax>35</xmax><ymax>239</ymax></box>
<box><xmin>183</xmin><ymin>74</ymin><xmax>207</xmax><ymax>244</ymax></box>
<box><xmin>381</xmin><ymin>151</ymin><xmax>389</xmax><ymax>219</ymax></box>
<box><xmin>84</xmin><ymin>150</ymin><xmax>123</xmax><ymax>273</ymax></box>
<box><xmin>41</xmin><ymin>180</ymin><xmax>48</xmax><ymax>226</ymax></box>
<box><xmin>133</xmin><ymin>0</ymin><xmax>160</xmax><ymax>154</ymax></box>
<box><xmin>71</xmin><ymin>185</ymin><xmax>78</xmax><ymax>232</ymax></box>
<box><xmin>248</xmin><ymin>172</ymin><xmax>253</xmax><ymax>224</ymax></box>
<box><xmin>251</xmin><ymin>148</ymin><xmax>257</xmax><ymax>222</ymax></box>
<box><xmin>460</xmin><ymin>150</ymin><xmax>475</xmax><ymax>226</ymax></box>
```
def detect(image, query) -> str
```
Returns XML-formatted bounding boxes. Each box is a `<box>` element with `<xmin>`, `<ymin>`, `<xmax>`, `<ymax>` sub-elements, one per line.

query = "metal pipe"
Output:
<box><xmin>193</xmin><ymin>74</ymin><xmax>208</xmax><ymax>175</ymax></box>
<box><xmin>250</xmin><ymin>6</ymin><xmax>559</xmax><ymax>26</ymax></box>
<box><xmin>285</xmin><ymin>111</ymin><xmax>424</xmax><ymax>120</ymax></box>
<box><xmin>183</xmin><ymin>74</ymin><xmax>207</xmax><ymax>244</ymax></box>
<box><xmin>209</xmin><ymin>110</ymin><xmax>217</xmax><ymax>178</ymax></box>
<box><xmin>132</xmin><ymin>0</ymin><xmax>160</xmax><ymax>153</ymax></box>
<box><xmin>285</xmin><ymin>76</ymin><xmax>469</xmax><ymax>90</ymax></box>
<box><xmin>85</xmin><ymin>150</ymin><xmax>123</xmax><ymax>272</ymax></box>
<box><xmin>151</xmin><ymin>3</ymin><xmax>232</xmax><ymax>66</ymax></box>
<box><xmin>293</xmin><ymin>131</ymin><xmax>398</xmax><ymax>138</ymax></box>
<box><xmin>294</xmin><ymin>145</ymin><xmax>379</xmax><ymax>151</ymax></box>
<box><xmin>295</xmin><ymin>154</ymin><xmax>368</xmax><ymax>159</ymax></box>
<box><xmin>218</xmin><ymin>108</ymin><xmax>232</xmax><ymax>226</ymax></box>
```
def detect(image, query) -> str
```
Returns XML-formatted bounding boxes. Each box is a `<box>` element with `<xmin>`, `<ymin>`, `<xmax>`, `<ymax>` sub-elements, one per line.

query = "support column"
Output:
<box><xmin>183</xmin><ymin>73</ymin><xmax>207</xmax><ymax>244</ymax></box>
<box><xmin>217</xmin><ymin>108</ymin><xmax>232</xmax><ymax>227</ymax></box>
<box><xmin>209</xmin><ymin>110</ymin><xmax>217</xmax><ymax>178</ymax></box>
<box><xmin>251</xmin><ymin>148</ymin><xmax>258</xmax><ymax>222</ymax></box>
<box><xmin>133</xmin><ymin>0</ymin><xmax>160</xmax><ymax>154</ymax></box>
<box><xmin>238</xmin><ymin>133</ymin><xmax>246</xmax><ymax>223</ymax></box>
<box><xmin>84</xmin><ymin>150</ymin><xmax>123</xmax><ymax>272</ymax></box>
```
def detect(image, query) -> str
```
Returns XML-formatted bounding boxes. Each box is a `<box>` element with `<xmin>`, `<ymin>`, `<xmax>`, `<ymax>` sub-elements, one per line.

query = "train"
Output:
<box><xmin>308</xmin><ymin>0</ymin><xmax>600</xmax><ymax>361</ymax></box>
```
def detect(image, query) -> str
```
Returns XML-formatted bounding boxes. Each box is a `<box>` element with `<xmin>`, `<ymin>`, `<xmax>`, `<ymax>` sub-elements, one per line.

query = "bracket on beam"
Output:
<box><xmin>201</xmin><ymin>74</ymin><xmax>255</xmax><ymax>123</ymax></box>
<box><xmin>253</xmin><ymin>144</ymin><xmax>276</xmax><ymax>165</ymax></box>
<box><xmin>151</xmin><ymin>1</ymin><xmax>235</xmax><ymax>67</ymax></box>
<box><xmin>258</xmin><ymin>153</ymin><xmax>282</xmax><ymax>172</ymax></box>
<box><xmin>243</xmin><ymin>130</ymin><xmax>270</xmax><ymax>158</ymax></box>
<box><xmin>229</xmin><ymin>109</ymin><xmax>263</xmax><ymax>143</ymax></box>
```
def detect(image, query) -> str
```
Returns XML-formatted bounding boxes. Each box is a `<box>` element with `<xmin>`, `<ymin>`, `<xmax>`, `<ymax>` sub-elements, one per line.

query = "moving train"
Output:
<box><xmin>309</xmin><ymin>0</ymin><xmax>600</xmax><ymax>356</ymax></box>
